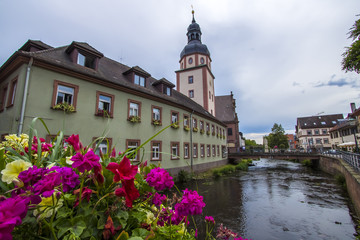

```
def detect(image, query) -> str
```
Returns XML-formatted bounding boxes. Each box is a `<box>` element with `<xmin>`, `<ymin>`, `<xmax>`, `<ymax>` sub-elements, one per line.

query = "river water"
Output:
<box><xmin>181</xmin><ymin>158</ymin><xmax>358</xmax><ymax>240</ymax></box>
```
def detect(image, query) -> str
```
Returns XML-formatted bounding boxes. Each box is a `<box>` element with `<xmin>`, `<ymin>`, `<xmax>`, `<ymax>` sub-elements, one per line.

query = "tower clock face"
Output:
<box><xmin>188</xmin><ymin>58</ymin><xmax>193</xmax><ymax>64</ymax></box>
<box><xmin>200</xmin><ymin>57</ymin><xmax>205</xmax><ymax>64</ymax></box>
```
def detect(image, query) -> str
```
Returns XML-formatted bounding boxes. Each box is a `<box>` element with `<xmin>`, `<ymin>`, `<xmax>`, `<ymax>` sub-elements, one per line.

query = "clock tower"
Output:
<box><xmin>176</xmin><ymin>11</ymin><xmax>216</xmax><ymax>116</ymax></box>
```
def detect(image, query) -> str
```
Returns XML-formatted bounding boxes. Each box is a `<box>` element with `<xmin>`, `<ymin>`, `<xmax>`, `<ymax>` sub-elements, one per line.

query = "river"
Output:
<box><xmin>181</xmin><ymin>158</ymin><xmax>358</xmax><ymax>240</ymax></box>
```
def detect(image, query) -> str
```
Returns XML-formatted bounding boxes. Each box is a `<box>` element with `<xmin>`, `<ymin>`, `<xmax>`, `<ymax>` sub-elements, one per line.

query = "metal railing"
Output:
<box><xmin>323</xmin><ymin>151</ymin><xmax>360</xmax><ymax>172</ymax></box>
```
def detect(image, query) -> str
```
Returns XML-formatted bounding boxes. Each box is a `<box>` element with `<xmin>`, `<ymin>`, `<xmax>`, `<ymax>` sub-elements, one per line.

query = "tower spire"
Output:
<box><xmin>191</xmin><ymin>6</ymin><xmax>195</xmax><ymax>23</ymax></box>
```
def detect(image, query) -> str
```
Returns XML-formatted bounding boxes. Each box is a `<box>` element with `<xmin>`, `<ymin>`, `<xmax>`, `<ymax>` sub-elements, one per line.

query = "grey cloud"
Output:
<box><xmin>315</xmin><ymin>76</ymin><xmax>358</xmax><ymax>88</ymax></box>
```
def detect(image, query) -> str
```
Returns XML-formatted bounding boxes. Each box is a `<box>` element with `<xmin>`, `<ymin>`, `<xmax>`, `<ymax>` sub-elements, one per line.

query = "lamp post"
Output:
<box><xmin>350</xmin><ymin>119</ymin><xmax>359</xmax><ymax>153</ymax></box>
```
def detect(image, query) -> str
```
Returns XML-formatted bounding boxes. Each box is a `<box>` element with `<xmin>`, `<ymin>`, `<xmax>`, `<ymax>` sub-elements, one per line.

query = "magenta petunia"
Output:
<box><xmin>145</xmin><ymin>167</ymin><xmax>174</xmax><ymax>191</ymax></box>
<box><xmin>0</xmin><ymin>196</ymin><xmax>28</xmax><ymax>240</ymax></box>
<box><xmin>71</xmin><ymin>150</ymin><xmax>101</xmax><ymax>173</ymax></box>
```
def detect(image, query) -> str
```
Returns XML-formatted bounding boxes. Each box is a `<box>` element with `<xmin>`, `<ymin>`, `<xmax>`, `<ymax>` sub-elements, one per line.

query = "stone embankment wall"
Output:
<box><xmin>318</xmin><ymin>156</ymin><xmax>360</xmax><ymax>217</ymax></box>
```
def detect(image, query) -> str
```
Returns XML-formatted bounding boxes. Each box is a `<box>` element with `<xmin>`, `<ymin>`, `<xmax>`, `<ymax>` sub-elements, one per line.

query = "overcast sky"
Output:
<box><xmin>1</xmin><ymin>0</ymin><xmax>359</xmax><ymax>143</ymax></box>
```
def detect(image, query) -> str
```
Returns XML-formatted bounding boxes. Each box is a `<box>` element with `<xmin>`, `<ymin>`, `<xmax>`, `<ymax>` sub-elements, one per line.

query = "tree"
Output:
<box><xmin>342</xmin><ymin>16</ymin><xmax>360</xmax><ymax>73</ymax></box>
<box><xmin>267</xmin><ymin>123</ymin><xmax>289</xmax><ymax>149</ymax></box>
<box><xmin>245</xmin><ymin>139</ymin><xmax>257</xmax><ymax>147</ymax></box>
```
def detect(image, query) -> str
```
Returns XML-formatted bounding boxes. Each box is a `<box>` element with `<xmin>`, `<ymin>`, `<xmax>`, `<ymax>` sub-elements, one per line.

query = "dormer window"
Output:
<box><xmin>134</xmin><ymin>75</ymin><xmax>145</xmax><ymax>87</ymax></box>
<box><xmin>164</xmin><ymin>86</ymin><xmax>171</xmax><ymax>96</ymax></box>
<box><xmin>77</xmin><ymin>52</ymin><xmax>96</xmax><ymax>68</ymax></box>
<box><xmin>77</xmin><ymin>53</ymin><xmax>85</xmax><ymax>65</ymax></box>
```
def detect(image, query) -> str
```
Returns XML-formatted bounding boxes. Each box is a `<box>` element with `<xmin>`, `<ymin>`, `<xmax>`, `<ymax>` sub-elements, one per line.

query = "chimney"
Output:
<box><xmin>350</xmin><ymin>103</ymin><xmax>356</xmax><ymax>113</ymax></box>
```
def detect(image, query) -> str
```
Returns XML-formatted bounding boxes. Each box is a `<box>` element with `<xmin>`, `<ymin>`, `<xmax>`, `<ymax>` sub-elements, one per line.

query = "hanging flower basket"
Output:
<box><xmin>52</xmin><ymin>102</ymin><xmax>75</xmax><ymax>113</ymax></box>
<box><xmin>128</xmin><ymin>115</ymin><xmax>141</xmax><ymax>123</ymax></box>
<box><xmin>171</xmin><ymin>122</ymin><xmax>179</xmax><ymax>129</ymax></box>
<box><xmin>152</xmin><ymin>119</ymin><xmax>162</xmax><ymax>126</ymax></box>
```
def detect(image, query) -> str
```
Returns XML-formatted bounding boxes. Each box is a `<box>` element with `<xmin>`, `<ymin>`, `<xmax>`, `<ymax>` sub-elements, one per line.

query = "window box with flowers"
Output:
<box><xmin>128</xmin><ymin>115</ymin><xmax>141</xmax><ymax>123</ymax></box>
<box><xmin>184</xmin><ymin>126</ymin><xmax>190</xmax><ymax>131</ymax></box>
<box><xmin>200</xmin><ymin>129</ymin><xmax>205</xmax><ymax>134</ymax></box>
<box><xmin>206</xmin><ymin>130</ymin><xmax>211</xmax><ymax>135</ymax></box>
<box><xmin>217</xmin><ymin>133</ymin><xmax>221</xmax><ymax>138</ymax></box>
<box><xmin>171</xmin><ymin>122</ymin><xmax>179</xmax><ymax>129</ymax></box>
<box><xmin>52</xmin><ymin>102</ymin><xmax>75</xmax><ymax>113</ymax></box>
<box><xmin>95</xmin><ymin>109</ymin><xmax>111</xmax><ymax>118</ymax></box>
<box><xmin>152</xmin><ymin>119</ymin><xmax>162</xmax><ymax>126</ymax></box>
<box><xmin>193</xmin><ymin>127</ymin><xmax>198</xmax><ymax>132</ymax></box>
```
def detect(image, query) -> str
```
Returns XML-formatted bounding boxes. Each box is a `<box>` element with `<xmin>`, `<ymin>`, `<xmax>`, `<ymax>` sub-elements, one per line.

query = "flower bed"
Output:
<box><xmin>0</xmin><ymin>125</ymin><xmax>250</xmax><ymax>240</ymax></box>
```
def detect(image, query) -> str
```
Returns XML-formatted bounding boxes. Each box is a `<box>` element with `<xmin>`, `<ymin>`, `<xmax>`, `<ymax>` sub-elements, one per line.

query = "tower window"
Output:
<box><xmin>189</xmin><ymin>90</ymin><xmax>194</xmax><ymax>98</ymax></box>
<box><xmin>188</xmin><ymin>76</ymin><xmax>193</xmax><ymax>84</ymax></box>
<box><xmin>188</xmin><ymin>58</ymin><xmax>193</xmax><ymax>64</ymax></box>
<box><xmin>200</xmin><ymin>57</ymin><xmax>205</xmax><ymax>64</ymax></box>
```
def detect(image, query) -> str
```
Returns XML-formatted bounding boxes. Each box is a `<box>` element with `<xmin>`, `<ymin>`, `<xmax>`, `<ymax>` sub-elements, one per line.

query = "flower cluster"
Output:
<box><xmin>146</xmin><ymin>167</ymin><xmax>174</xmax><ymax>191</ymax></box>
<box><xmin>0</xmin><ymin>129</ymin><xmax>251</xmax><ymax>240</ymax></box>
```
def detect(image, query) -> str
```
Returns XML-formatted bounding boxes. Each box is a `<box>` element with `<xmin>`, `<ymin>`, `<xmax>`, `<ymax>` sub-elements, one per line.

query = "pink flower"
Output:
<box><xmin>114</xmin><ymin>179</ymin><xmax>139</xmax><ymax>208</ymax></box>
<box><xmin>146</xmin><ymin>167</ymin><xmax>174</xmax><ymax>191</ymax></box>
<box><xmin>205</xmin><ymin>216</ymin><xmax>215</xmax><ymax>225</ymax></box>
<box><xmin>71</xmin><ymin>150</ymin><xmax>101</xmax><ymax>173</ymax></box>
<box><xmin>175</xmin><ymin>189</ymin><xmax>205</xmax><ymax>216</ymax></box>
<box><xmin>65</xmin><ymin>134</ymin><xmax>81</xmax><ymax>152</ymax></box>
<box><xmin>151</xmin><ymin>192</ymin><xmax>167</xmax><ymax>207</ymax></box>
<box><xmin>0</xmin><ymin>196</ymin><xmax>28</xmax><ymax>240</ymax></box>
<box><xmin>106</xmin><ymin>156</ymin><xmax>138</xmax><ymax>182</ymax></box>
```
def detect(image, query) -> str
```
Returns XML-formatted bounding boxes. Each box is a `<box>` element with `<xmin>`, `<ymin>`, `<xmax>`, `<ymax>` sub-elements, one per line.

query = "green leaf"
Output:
<box><xmin>56</xmin><ymin>216</ymin><xmax>87</xmax><ymax>238</ymax></box>
<box><xmin>132</xmin><ymin>228</ymin><xmax>150</xmax><ymax>238</ymax></box>
<box><xmin>114</xmin><ymin>210</ymin><xmax>129</xmax><ymax>229</ymax></box>
<box><xmin>115</xmin><ymin>230</ymin><xmax>129</xmax><ymax>240</ymax></box>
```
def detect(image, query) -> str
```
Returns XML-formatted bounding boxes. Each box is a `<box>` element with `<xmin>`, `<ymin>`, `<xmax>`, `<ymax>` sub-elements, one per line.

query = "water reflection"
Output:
<box><xmin>180</xmin><ymin>158</ymin><xmax>357</xmax><ymax>240</ymax></box>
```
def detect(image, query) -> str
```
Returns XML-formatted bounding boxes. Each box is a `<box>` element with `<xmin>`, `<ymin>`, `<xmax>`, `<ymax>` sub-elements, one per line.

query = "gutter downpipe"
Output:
<box><xmin>190</xmin><ymin>110</ymin><xmax>194</xmax><ymax>174</ymax></box>
<box><xmin>17</xmin><ymin>57</ymin><xmax>33</xmax><ymax>136</ymax></box>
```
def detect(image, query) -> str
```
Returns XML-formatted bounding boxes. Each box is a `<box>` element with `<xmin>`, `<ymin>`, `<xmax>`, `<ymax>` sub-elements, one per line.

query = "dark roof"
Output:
<box><xmin>1</xmin><ymin>40</ymin><xmax>224</xmax><ymax>126</ymax></box>
<box><xmin>215</xmin><ymin>95</ymin><xmax>238</xmax><ymax>122</ymax></box>
<box><xmin>19</xmin><ymin>40</ymin><xmax>53</xmax><ymax>52</ymax></box>
<box><xmin>152</xmin><ymin>78</ymin><xmax>175</xmax><ymax>88</ymax></box>
<box><xmin>66</xmin><ymin>41</ymin><xmax>104</xmax><ymax>58</ymax></box>
<box><xmin>297</xmin><ymin>114</ymin><xmax>344</xmax><ymax>129</ymax></box>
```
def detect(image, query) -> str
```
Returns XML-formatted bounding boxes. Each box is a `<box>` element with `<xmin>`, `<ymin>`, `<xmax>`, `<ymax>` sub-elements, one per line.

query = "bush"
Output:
<box><xmin>302</xmin><ymin>159</ymin><xmax>312</xmax><ymax>167</ymax></box>
<box><xmin>235</xmin><ymin>161</ymin><xmax>248</xmax><ymax>171</ymax></box>
<box><xmin>219</xmin><ymin>165</ymin><xmax>236</xmax><ymax>174</ymax></box>
<box><xmin>176</xmin><ymin>169</ymin><xmax>192</xmax><ymax>183</ymax></box>
<box><xmin>212</xmin><ymin>169</ymin><xmax>221</xmax><ymax>179</ymax></box>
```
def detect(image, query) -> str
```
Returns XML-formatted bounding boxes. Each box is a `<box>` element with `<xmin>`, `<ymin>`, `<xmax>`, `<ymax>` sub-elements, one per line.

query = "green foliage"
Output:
<box><xmin>266</xmin><ymin>123</ymin><xmax>289</xmax><ymax>149</ymax></box>
<box><xmin>129</xmin><ymin>115</ymin><xmax>141</xmax><ymax>123</ymax></box>
<box><xmin>176</xmin><ymin>170</ymin><xmax>192</xmax><ymax>183</ymax></box>
<box><xmin>342</xmin><ymin>17</ymin><xmax>360</xmax><ymax>73</ymax></box>
<box><xmin>53</xmin><ymin>102</ymin><xmax>75</xmax><ymax>113</ymax></box>
<box><xmin>245</xmin><ymin>139</ymin><xmax>257</xmax><ymax>147</ymax></box>
<box><xmin>302</xmin><ymin>159</ymin><xmax>312</xmax><ymax>167</ymax></box>
<box><xmin>335</xmin><ymin>174</ymin><xmax>347</xmax><ymax>189</ymax></box>
<box><xmin>235</xmin><ymin>161</ymin><xmax>248</xmax><ymax>171</ymax></box>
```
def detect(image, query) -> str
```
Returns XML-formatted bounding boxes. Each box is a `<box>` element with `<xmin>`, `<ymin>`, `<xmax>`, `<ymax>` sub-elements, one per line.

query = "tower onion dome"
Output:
<box><xmin>180</xmin><ymin>10</ymin><xmax>210</xmax><ymax>59</ymax></box>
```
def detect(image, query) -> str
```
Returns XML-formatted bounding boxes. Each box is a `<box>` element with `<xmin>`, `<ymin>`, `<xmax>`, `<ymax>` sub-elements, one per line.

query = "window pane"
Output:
<box><xmin>153</xmin><ymin>108</ymin><xmax>160</xmax><ymax>120</ymax></box>
<box><xmin>134</xmin><ymin>75</ymin><xmax>140</xmax><ymax>85</ymax></box>
<box><xmin>58</xmin><ymin>85</ymin><xmax>74</xmax><ymax>95</ymax></box>
<box><xmin>77</xmin><ymin>53</ymin><xmax>85</xmax><ymax>66</ymax></box>
<box><xmin>172</xmin><ymin>113</ymin><xmax>178</xmax><ymax>123</ymax></box>
<box><xmin>140</xmin><ymin>77</ymin><xmax>145</xmax><ymax>87</ymax></box>
<box><xmin>56</xmin><ymin>92</ymin><xmax>64</xmax><ymax>104</ymax></box>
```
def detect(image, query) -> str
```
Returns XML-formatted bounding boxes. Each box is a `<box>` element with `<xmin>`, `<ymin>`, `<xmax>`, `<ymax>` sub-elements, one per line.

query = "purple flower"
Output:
<box><xmin>71</xmin><ymin>150</ymin><xmax>101</xmax><ymax>173</ymax></box>
<box><xmin>51</xmin><ymin>166</ymin><xmax>80</xmax><ymax>192</ymax></box>
<box><xmin>18</xmin><ymin>166</ymin><xmax>49</xmax><ymax>186</ymax></box>
<box><xmin>0</xmin><ymin>196</ymin><xmax>28</xmax><ymax>240</ymax></box>
<box><xmin>146</xmin><ymin>168</ymin><xmax>174</xmax><ymax>191</ymax></box>
<box><xmin>175</xmin><ymin>189</ymin><xmax>205</xmax><ymax>217</ymax></box>
<box><xmin>151</xmin><ymin>192</ymin><xmax>167</xmax><ymax>207</ymax></box>
<box><xmin>33</xmin><ymin>171</ymin><xmax>62</xmax><ymax>197</ymax></box>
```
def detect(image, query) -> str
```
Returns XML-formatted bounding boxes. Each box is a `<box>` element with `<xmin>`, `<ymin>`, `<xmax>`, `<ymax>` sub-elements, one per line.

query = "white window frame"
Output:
<box><xmin>98</xmin><ymin>95</ymin><xmax>111</xmax><ymax>112</ymax></box>
<box><xmin>134</xmin><ymin>75</ymin><xmax>145</xmax><ymax>87</ymax></box>
<box><xmin>152</xmin><ymin>142</ymin><xmax>161</xmax><ymax>160</ymax></box>
<box><xmin>56</xmin><ymin>85</ymin><xmax>75</xmax><ymax>105</ymax></box>
<box><xmin>129</xmin><ymin>102</ymin><xmax>139</xmax><ymax>117</ymax></box>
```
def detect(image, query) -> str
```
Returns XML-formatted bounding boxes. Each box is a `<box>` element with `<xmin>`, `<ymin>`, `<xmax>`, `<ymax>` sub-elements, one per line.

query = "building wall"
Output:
<box><xmin>0</xmin><ymin>64</ymin><xmax>27</xmax><ymax>135</ymax></box>
<box><xmin>1</xmin><ymin>65</ymin><xmax>227</xmax><ymax>171</ymax></box>
<box><xmin>297</xmin><ymin>127</ymin><xmax>332</xmax><ymax>151</ymax></box>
